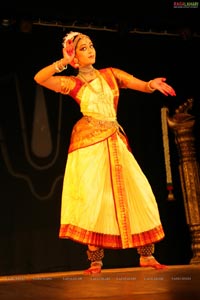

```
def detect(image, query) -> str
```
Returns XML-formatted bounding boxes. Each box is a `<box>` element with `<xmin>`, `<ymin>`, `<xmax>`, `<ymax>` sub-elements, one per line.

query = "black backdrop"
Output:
<box><xmin>0</xmin><ymin>23</ymin><xmax>199</xmax><ymax>275</ymax></box>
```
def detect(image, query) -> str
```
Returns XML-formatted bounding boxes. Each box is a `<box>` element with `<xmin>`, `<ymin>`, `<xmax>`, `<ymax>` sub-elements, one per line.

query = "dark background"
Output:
<box><xmin>0</xmin><ymin>2</ymin><xmax>200</xmax><ymax>275</ymax></box>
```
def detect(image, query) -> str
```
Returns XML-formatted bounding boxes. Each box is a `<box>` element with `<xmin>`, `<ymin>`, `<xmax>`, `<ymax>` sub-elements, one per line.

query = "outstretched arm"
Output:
<box><xmin>112</xmin><ymin>68</ymin><xmax>176</xmax><ymax>97</ymax></box>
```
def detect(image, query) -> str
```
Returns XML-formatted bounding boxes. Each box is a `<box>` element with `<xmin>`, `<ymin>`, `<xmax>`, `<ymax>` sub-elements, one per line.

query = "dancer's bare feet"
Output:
<box><xmin>140</xmin><ymin>256</ymin><xmax>167</xmax><ymax>269</ymax></box>
<box><xmin>83</xmin><ymin>262</ymin><xmax>102</xmax><ymax>275</ymax></box>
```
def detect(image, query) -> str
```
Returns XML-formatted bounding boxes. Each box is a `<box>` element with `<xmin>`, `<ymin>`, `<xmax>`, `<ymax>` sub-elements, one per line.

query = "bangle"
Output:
<box><xmin>54</xmin><ymin>59</ymin><xmax>68</xmax><ymax>73</ymax></box>
<box><xmin>147</xmin><ymin>80</ymin><xmax>156</xmax><ymax>92</ymax></box>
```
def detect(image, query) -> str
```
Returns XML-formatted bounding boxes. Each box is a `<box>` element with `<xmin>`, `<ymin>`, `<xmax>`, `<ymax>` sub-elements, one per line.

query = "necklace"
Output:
<box><xmin>78</xmin><ymin>66</ymin><xmax>96</xmax><ymax>77</ymax></box>
<box><xmin>78</xmin><ymin>69</ymin><xmax>105</xmax><ymax>97</ymax></box>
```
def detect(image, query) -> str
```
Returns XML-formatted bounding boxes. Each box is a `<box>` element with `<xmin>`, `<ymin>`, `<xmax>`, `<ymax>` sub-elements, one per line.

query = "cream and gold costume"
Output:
<box><xmin>59</xmin><ymin>67</ymin><xmax>165</xmax><ymax>249</ymax></box>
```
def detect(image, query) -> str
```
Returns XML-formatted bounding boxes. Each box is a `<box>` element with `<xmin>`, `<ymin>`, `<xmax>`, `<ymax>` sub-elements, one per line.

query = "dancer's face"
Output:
<box><xmin>75</xmin><ymin>36</ymin><xmax>96</xmax><ymax>67</ymax></box>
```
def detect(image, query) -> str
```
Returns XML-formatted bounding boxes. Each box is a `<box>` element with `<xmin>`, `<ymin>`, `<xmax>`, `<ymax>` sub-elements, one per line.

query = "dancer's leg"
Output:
<box><xmin>137</xmin><ymin>244</ymin><xmax>167</xmax><ymax>269</ymax></box>
<box><xmin>83</xmin><ymin>245</ymin><xmax>104</xmax><ymax>274</ymax></box>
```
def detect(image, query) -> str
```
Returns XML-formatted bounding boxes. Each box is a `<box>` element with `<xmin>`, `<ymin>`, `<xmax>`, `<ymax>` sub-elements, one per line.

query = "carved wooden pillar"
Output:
<box><xmin>167</xmin><ymin>99</ymin><xmax>200</xmax><ymax>264</ymax></box>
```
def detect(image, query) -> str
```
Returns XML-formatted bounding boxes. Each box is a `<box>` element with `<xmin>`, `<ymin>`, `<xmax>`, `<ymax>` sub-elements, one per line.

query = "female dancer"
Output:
<box><xmin>34</xmin><ymin>31</ymin><xmax>176</xmax><ymax>274</ymax></box>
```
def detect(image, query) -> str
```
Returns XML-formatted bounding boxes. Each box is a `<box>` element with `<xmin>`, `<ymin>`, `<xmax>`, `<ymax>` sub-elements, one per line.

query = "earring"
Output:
<box><xmin>74</xmin><ymin>58</ymin><xmax>79</xmax><ymax>68</ymax></box>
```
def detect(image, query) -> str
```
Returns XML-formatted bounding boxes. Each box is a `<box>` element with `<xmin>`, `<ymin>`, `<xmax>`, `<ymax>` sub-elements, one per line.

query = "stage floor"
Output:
<box><xmin>0</xmin><ymin>264</ymin><xmax>200</xmax><ymax>300</ymax></box>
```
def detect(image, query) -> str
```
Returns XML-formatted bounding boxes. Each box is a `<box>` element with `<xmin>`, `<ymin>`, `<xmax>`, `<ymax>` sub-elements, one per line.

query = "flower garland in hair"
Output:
<box><xmin>161</xmin><ymin>106</ymin><xmax>175</xmax><ymax>201</ymax></box>
<box><xmin>62</xmin><ymin>31</ymin><xmax>80</xmax><ymax>48</ymax></box>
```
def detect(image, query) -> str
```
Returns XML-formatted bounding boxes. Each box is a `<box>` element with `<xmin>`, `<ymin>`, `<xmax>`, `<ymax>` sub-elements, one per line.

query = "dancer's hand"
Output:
<box><xmin>150</xmin><ymin>78</ymin><xmax>176</xmax><ymax>96</ymax></box>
